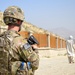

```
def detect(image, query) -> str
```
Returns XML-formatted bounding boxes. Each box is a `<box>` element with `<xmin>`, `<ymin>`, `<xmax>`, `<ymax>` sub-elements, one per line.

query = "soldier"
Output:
<box><xmin>0</xmin><ymin>6</ymin><xmax>39</xmax><ymax>75</ymax></box>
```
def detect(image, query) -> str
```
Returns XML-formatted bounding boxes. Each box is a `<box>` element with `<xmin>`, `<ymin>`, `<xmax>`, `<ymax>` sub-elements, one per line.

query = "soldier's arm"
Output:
<box><xmin>18</xmin><ymin>43</ymin><xmax>39</xmax><ymax>70</ymax></box>
<box><xmin>13</xmin><ymin>36</ymin><xmax>39</xmax><ymax>70</ymax></box>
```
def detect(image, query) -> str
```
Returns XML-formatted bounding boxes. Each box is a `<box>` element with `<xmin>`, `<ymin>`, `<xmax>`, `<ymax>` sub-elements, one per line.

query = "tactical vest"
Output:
<box><xmin>0</xmin><ymin>31</ymin><xmax>21</xmax><ymax>75</ymax></box>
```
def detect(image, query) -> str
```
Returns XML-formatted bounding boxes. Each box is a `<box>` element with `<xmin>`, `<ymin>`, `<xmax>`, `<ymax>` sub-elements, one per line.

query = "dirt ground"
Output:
<box><xmin>35</xmin><ymin>49</ymin><xmax>75</xmax><ymax>75</ymax></box>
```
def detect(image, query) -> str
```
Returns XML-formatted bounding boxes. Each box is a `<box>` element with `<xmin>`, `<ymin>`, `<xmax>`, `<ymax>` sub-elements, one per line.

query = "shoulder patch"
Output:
<box><xmin>23</xmin><ymin>43</ymin><xmax>31</xmax><ymax>50</ymax></box>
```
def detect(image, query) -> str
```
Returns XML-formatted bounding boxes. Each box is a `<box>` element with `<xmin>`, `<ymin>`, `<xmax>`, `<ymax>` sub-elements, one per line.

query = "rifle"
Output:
<box><xmin>27</xmin><ymin>35</ymin><xmax>39</xmax><ymax>45</ymax></box>
<box><xmin>27</xmin><ymin>35</ymin><xmax>39</xmax><ymax>51</ymax></box>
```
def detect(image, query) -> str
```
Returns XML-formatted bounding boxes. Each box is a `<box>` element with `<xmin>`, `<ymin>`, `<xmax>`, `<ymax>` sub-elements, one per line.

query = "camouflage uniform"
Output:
<box><xmin>0</xmin><ymin>30</ymin><xmax>39</xmax><ymax>75</ymax></box>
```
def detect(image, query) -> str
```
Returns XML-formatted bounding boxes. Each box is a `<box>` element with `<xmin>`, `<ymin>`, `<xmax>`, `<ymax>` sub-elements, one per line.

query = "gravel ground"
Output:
<box><xmin>35</xmin><ymin>56</ymin><xmax>75</xmax><ymax>75</ymax></box>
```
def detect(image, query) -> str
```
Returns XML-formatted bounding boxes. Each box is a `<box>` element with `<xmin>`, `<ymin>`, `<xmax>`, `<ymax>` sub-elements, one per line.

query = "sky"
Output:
<box><xmin>0</xmin><ymin>0</ymin><xmax>75</xmax><ymax>31</ymax></box>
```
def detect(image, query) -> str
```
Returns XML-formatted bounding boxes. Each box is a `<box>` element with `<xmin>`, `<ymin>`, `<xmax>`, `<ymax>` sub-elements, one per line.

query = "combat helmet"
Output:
<box><xmin>3</xmin><ymin>6</ymin><xmax>25</xmax><ymax>26</ymax></box>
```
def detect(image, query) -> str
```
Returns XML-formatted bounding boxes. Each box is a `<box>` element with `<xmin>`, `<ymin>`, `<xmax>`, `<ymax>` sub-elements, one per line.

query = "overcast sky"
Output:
<box><xmin>0</xmin><ymin>0</ymin><xmax>75</xmax><ymax>31</ymax></box>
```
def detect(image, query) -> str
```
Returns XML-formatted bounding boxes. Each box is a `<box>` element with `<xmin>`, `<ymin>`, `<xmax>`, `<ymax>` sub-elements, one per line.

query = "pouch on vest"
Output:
<box><xmin>0</xmin><ymin>36</ymin><xmax>9</xmax><ymax>75</ymax></box>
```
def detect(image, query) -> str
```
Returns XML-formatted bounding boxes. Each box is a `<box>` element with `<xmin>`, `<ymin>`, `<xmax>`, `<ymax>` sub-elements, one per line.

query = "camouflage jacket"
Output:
<box><xmin>0</xmin><ymin>30</ymin><xmax>39</xmax><ymax>75</ymax></box>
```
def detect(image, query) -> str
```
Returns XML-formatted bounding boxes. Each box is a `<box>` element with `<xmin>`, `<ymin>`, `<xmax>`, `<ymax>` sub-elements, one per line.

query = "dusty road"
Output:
<box><xmin>35</xmin><ymin>56</ymin><xmax>75</xmax><ymax>75</ymax></box>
